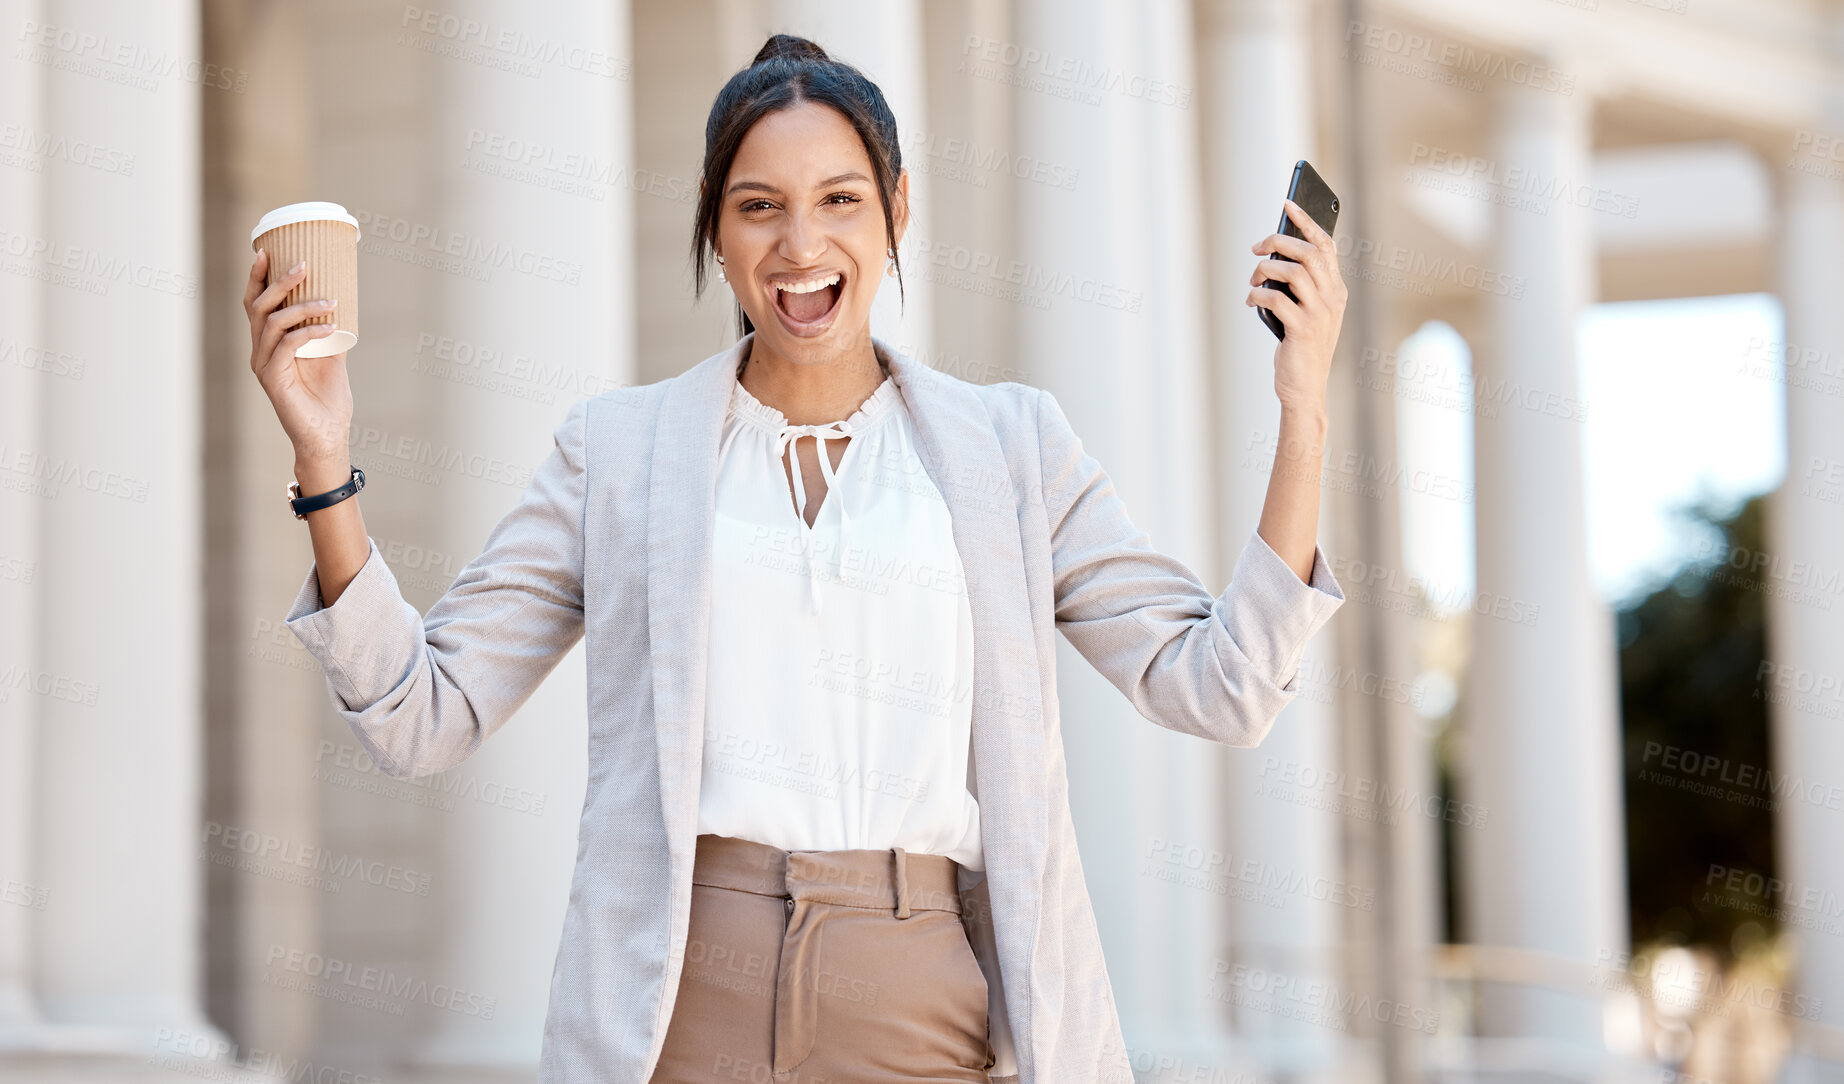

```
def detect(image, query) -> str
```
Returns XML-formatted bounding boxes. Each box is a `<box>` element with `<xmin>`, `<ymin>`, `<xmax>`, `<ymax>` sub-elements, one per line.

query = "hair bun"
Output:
<box><xmin>752</xmin><ymin>33</ymin><xmax>829</xmax><ymax>66</ymax></box>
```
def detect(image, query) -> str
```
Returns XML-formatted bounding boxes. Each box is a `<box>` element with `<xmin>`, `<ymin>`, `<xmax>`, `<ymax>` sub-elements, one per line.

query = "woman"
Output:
<box><xmin>246</xmin><ymin>34</ymin><xmax>1347</xmax><ymax>1084</ymax></box>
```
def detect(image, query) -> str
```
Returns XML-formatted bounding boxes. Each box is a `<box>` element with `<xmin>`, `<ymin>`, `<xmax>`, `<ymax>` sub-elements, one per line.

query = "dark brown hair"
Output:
<box><xmin>690</xmin><ymin>34</ymin><xmax>906</xmax><ymax>337</ymax></box>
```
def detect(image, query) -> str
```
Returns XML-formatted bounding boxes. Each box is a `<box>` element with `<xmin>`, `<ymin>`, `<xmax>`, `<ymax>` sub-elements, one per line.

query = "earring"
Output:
<box><xmin>885</xmin><ymin>251</ymin><xmax>898</xmax><ymax>278</ymax></box>
<box><xmin>716</xmin><ymin>254</ymin><xmax>726</xmax><ymax>283</ymax></box>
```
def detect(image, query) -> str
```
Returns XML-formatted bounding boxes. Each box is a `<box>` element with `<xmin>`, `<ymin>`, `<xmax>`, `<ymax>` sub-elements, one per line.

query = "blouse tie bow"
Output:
<box><xmin>773</xmin><ymin>419</ymin><xmax>853</xmax><ymax>615</ymax></box>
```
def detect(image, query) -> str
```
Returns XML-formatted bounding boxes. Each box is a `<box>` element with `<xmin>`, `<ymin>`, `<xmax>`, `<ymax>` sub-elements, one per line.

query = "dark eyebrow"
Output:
<box><xmin>725</xmin><ymin>171</ymin><xmax>873</xmax><ymax>198</ymax></box>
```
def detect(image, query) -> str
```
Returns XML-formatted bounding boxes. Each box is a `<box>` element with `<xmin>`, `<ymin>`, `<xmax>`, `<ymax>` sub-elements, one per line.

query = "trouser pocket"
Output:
<box><xmin>773</xmin><ymin>899</ymin><xmax>992</xmax><ymax>1077</ymax></box>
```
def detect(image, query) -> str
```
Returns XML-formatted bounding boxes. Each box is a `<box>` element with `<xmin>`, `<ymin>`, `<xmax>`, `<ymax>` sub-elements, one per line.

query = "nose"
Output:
<box><xmin>778</xmin><ymin>206</ymin><xmax>827</xmax><ymax>267</ymax></box>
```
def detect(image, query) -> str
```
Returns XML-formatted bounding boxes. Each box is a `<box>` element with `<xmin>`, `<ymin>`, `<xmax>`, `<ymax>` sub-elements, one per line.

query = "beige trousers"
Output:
<box><xmin>647</xmin><ymin>833</ymin><xmax>996</xmax><ymax>1083</ymax></box>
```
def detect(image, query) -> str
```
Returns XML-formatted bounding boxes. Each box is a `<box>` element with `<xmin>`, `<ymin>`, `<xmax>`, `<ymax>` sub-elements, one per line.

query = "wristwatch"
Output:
<box><xmin>287</xmin><ymin>466</ymin><xmax>365</xmax><ymax>520</ymax></box>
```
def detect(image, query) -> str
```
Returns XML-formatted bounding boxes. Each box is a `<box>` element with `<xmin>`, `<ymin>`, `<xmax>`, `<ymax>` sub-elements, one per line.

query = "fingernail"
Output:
<box><xmin>291</xmin><ymin>260</ymin><xmax>307</xmax><ymax>273</ymax></box>
<box><xmin>319</xmin><ymin>299</ymin><xmax>336</xmax><ymax>308</ymax></box>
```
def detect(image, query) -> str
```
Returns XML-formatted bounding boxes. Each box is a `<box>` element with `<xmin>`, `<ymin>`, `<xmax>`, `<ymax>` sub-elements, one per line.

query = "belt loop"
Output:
<box><xmin>891</xmin><ymin>847</ymin><xmax>911</xmax><ymax>919</ymax></box>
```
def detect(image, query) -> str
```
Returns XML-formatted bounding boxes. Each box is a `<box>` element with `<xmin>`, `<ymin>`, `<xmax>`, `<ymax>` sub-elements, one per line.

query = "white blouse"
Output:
<box><xmin>696</xmin><ymin>365</ymin><xmax>985</xmax><ymax>871</ymax></box>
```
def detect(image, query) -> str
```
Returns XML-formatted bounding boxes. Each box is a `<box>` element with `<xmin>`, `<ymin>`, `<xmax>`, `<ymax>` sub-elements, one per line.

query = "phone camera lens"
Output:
<box><xmin>1331</xmin><ymin>198</ymin><xmax>1340</xmax><ymax>212</ymax></box>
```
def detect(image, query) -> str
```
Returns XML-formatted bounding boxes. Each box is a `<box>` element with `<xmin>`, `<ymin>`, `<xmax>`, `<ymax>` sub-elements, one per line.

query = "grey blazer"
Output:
<box><xmin>283</xmin><ymin>334</ymin><xmax>1346</xmax><ymax>1084</ymax></box>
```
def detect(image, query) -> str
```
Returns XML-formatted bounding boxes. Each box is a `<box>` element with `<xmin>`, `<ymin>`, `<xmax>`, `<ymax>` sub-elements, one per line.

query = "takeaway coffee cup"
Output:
<box><xmin>250</xmin><ymin>201</ymin><xmax>360</xmax><ymax>359</ymax></box>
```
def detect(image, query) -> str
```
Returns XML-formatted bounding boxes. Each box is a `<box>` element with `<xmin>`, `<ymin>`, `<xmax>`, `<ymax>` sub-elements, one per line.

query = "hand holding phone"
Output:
<box><xmin>1257</xmin><ymin>160</ymin><xmax>1340</xmax><ymax>341</ymax></box>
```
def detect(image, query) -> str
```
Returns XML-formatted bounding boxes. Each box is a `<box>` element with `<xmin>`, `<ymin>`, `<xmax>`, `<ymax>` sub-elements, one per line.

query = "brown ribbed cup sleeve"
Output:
<box><xmin>253</xmin><ymin>219</ymin><xmax>359</xmax><ymax>348</ymax></box>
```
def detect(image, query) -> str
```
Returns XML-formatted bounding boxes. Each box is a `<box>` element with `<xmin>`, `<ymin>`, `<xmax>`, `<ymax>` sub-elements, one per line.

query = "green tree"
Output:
<box><xmin>1617</xmin><ymin>493</ymin><xmax>1776</xmax><ymax>961</ymax></box>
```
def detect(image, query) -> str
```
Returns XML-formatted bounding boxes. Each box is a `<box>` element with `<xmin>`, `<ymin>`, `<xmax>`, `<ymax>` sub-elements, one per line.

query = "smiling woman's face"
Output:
<box><xmin>716</xmin><ymin>100</ymin><xmax>907</xmax><ymax>364</ymax></box>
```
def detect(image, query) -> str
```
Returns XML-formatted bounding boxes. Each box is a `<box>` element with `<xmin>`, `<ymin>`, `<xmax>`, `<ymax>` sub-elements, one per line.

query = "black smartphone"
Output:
<box><xmin>1258</xmin><ymin>160</ymin><xmax>1340</xmax><ymax>341</ymax></box>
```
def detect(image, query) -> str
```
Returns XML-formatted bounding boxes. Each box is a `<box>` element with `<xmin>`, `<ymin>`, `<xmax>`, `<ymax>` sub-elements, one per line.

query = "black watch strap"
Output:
<box><xmin>288</xmin><ymin>466</ymin><xmax>365</xmax><ymax>520</ymax></box>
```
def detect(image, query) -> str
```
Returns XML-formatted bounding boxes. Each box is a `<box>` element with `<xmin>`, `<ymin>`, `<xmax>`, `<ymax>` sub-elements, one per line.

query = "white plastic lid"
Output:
<box><xmin>250</xmin><ymin>201</ymin><xmax>361</xmax><ymax>245</ymax></box>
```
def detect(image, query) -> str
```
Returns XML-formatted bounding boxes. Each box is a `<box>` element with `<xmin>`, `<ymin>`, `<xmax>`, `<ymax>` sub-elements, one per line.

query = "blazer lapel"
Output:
<box><xmin>648</xmin><ymin>336</ymin><xmax>747</xmax><ymax>886</ymax></box>
<box><xmin>645</xmin><ymin>335</ymin><xmax>1051</xmax><ymax>983</ymax></box>
<box><xmin>881</xmin><ymin>342</ymin><xmax>1050</xmax><ymax>1050</ymax></box>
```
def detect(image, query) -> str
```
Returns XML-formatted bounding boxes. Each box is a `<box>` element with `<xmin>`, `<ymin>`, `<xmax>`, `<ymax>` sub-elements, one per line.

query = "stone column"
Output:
<box><xmin>0</xmin><ymin>0</ymin><xmax>44</xmax><ymax>1043</ymax></box>
<box><xmin>29</xmin><ymin>0</ymin><xmax>221</xmax><ymax>1047</ymax></box>
<box><xmin>1326</xmin><ymin>7</ymin><xmax>1439</xmax><ymax>1081</ymax></box>
<box><xmin>632</xmin><ymin>0</ymin><xmax>741</xmax><ymax>385</ymax></box>
<box><xmin>1004</xmin><ymin>0</ymin><xmax>1229</xmax><ymax>1067</ymax></box>
<box><xmin>1122</xmin><ymin>0</ymin><xmax>1246</xmax><ymax>1067</ymax></box>
<box><xmin>1461</xmin><ymin>64</ymin><xmax>1628</xmax><ymax>1045</ymax></box>
<box><xmin>917</xmin><ymin>0</ymin><xmax>1016</xmax><ymax>385</ymax></box>
<box><xmin>1198</xmin><ymin>1</ymin><xmax>1349</xmax><ymax>1076</ymax></box>
<box><xmin>200</xmin><ymin>0</ymin><xmax>328</xmax><ymax>1059</ymax></box>
<box><xmin>410</xmin><ymin>0</ymin><xmax>633</xmax><ymax>1071</ymax></box>
<box><xmin>1766</xmin><ymin>113</ymin><xmax>1844</xmax><ymax>1082</ymax></box>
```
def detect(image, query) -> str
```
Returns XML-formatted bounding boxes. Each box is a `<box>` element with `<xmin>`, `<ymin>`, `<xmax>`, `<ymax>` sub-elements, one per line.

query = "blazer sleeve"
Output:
<box><xmin>1034</xmin><ymin>387</ymin><xmax>1345</xmax><ymax>747</ymax></box>
<box><xmin>282</xmin><ymin>397</ymin><xmax>589</xmax><ymax>778</ymax></box>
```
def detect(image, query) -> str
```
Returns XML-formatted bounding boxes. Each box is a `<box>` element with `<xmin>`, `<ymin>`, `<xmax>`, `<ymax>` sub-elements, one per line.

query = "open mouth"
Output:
<box><xmin>769</xmin><ymin>271</ymin><xmax>846</xmax><ymax>336</ymax></box>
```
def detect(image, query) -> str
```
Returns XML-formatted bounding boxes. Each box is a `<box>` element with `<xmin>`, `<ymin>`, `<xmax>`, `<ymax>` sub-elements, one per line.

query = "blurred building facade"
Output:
<box><xmin>2</xmin><ymin>0</ymin><xmax>1842</xmax><ymax>1082</ymax></box>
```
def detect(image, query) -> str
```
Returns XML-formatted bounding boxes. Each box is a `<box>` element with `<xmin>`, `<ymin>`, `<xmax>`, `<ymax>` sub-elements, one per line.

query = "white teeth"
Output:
<box><xmin>772</xmin><ymin>273</ymin><xmax>842</xmax><ymax>294</ymax></box>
